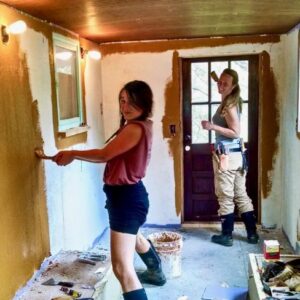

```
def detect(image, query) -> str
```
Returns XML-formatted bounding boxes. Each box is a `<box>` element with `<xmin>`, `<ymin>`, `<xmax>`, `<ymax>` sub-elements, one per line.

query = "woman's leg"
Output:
<box><xmin>110</xmin><ymin>230</ymin><xmax>147</xmax><ymax>299</ymax></box>
<box><xmin>233</xmin><ymin>171</ymin><xmax>259</xmax><ymax>244</ymax></box>
<box><xmin>135</xmin><ymin>233</ymin><xmax>166</xmax><ymax>286</ymax></box>
<box><xmin>212</xmin><ymin>156</ymin><xmax>236</xmax><ymax>246</ymax></box>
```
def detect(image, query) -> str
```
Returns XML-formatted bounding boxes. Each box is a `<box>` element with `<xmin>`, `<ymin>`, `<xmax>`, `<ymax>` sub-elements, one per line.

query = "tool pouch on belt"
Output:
<box><xmin>215</xmin><ymin>142</ymin><xmax>229</xmax><ymax>172</ymax></box>
<box><xmin>240</xmin><ymin>139</ymin><xmax>248</xmax><ymax>173</ymax></box>
<box><xmin>219</xmin><ymin>154</ymin><xmax>229</xmax><ymax>171</ymax></box>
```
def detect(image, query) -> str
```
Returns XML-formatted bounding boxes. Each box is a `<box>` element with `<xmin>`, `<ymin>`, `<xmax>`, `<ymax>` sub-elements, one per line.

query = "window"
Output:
<box><xmin>190</xmin><ymin>59</ymin><xmax>249</xmax><ymax>144</ymax></box>
<box><xmin>53</xmin><ymin>33</ymin><xmax>83</xmax><ymax>132</ymax></box>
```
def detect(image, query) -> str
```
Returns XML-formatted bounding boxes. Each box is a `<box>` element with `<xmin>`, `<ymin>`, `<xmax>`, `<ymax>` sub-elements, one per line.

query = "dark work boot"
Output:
<box><xmin>137</xmin><ymin>240</ymin><xmax>166</xmax><ymax>286</ymax></box>
<box><xmin>241</xmin><ymin>211</ymin><xmax>259</xmax><ymax>244</ymax></box>
<box><xmin>211</xmin><ymin>213</ymin><xmax>234</xmax><ymax>247</ymax></box>
<box><xmin>123</xmin><ymin>288</ymin><xmax>148</xmax><ymax>300</ymax></box>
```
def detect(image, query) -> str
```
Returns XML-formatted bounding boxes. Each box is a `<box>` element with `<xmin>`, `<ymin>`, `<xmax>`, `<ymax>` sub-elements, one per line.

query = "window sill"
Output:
<box><xmin>58</xmin><ymin>125</ymin><xmax>90</xmax><ymax>138</ymax></box>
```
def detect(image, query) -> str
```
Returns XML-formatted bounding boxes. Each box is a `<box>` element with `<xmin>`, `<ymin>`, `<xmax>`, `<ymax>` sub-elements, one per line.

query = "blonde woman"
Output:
<box><xmin>201</xmin><ymin>68</ymin><xmax>258</xmax><ymax>247</ymax></box>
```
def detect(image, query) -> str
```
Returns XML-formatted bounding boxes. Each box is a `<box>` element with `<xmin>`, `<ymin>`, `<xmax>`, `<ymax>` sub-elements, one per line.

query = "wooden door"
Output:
<box><xmin>182</xmin><ymin>56</ymin><xmax>259</xmax><ymax>222</ymax></box>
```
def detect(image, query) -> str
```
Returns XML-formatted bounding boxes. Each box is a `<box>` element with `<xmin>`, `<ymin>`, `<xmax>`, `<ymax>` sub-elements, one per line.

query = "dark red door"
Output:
<box><xmin>182</xmin><ymin>56</ymin><xmax>259</xmax><ymax>222</ymax></box>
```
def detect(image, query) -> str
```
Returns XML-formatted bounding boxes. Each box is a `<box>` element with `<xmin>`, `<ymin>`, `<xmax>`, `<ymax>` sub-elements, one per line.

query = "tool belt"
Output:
<box><xmin>213</xmin><ymin>140</ymin><xmax>248</xmax><ymax>172</ymax></box>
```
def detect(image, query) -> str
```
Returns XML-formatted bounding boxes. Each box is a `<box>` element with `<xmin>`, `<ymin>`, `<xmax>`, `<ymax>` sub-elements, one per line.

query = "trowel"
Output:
<box><xmin>42</xmin><ymin>278</ymin><xmax>74</xmax><ymax>287</ymax></box>
<box><xmin>35</xmin><ymin>148</ymin><xmax>55</xmax><ymax>160</ymax></box>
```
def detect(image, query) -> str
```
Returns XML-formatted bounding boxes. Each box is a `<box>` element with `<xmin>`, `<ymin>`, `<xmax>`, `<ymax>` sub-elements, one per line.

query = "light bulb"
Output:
<box><xmin>6</xmin><ymin>20</ymin><xmax>27</xmax><ymax>34</ymax></box>
<box><xmin>87</xmin><ymin>50</ymin><xmax>101</xmax><ymax>60</ymax></box>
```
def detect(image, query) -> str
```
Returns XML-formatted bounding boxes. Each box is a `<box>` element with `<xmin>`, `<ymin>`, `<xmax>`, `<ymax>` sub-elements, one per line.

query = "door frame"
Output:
<box><xmin>181</xmin><ymin>54</ymin><xmax>260</xmax><ymax>223</ymax></box>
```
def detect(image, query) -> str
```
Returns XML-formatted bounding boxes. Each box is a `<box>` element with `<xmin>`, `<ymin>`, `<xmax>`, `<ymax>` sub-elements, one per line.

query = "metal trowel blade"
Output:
<box><xmin>42</xmin><ymin>278</ymin><xmax>74</xmax><ymax>287</ymax></box>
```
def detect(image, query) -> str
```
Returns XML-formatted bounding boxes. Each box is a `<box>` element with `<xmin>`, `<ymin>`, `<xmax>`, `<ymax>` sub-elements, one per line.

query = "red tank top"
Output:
<box><xmin>103</xmin><ymin>120</ymin><xmax>153</xmax><ymax>185</ymax></box>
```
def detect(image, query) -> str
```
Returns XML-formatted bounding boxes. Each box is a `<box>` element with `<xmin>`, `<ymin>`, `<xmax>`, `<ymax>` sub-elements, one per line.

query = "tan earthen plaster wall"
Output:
<box><xmin>259</xmin><ymin>51</ymin><xmax>279</xmax><ymax>199</ymax></box>
<box><xmin>163</xmin><ymin>51</ymin><xmax>182</xmax><ymax>215</ymax></box>
<box><xmin>0</xmin><ymin>9</ymin><xmax>50</xmax><ymax>299</ymax></box>
<box><xmin>0</xmin><ymin>4</ymin><xmax>103</xmax><ymax>298</ymax></box>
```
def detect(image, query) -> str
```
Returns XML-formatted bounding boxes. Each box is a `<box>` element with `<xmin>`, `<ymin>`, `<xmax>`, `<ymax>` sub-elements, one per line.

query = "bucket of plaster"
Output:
<box><xmin>148</xmin><ymin>231</ymin><xmax>183</xmax><ymax>279</ymax></box>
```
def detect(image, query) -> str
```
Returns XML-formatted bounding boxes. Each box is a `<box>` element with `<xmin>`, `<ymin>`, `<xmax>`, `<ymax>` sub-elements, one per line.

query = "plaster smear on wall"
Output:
<box><xmin>20</xmin><ymin>29</ymin><xmax>56</xmax><ymax>154</ymax></box>
<box><xmin>260</xmin><ymin>51</ymin><xmax>280</xmax><ymax>200</ymax></box>
<box><xmin>0</xmin><ymin>33</ymin><xmax>50</xmax><ymax>300</ymax></box>
<box><xmin>163</xmin><ymin>51</ymin><xmax>182</xmax><ymax>216</ymax></box>
<box><xmin>19</xmin><ymin>28</ymin><xmax>108</xmax><ymax>254</ymax></box>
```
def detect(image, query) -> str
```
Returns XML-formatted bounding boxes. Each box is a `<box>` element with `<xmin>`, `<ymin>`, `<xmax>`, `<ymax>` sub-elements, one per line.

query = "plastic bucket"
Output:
<box><xmin>148</xmin><ymin>231</ymin><xmax>183</xmax><ymax>279</ymax></box>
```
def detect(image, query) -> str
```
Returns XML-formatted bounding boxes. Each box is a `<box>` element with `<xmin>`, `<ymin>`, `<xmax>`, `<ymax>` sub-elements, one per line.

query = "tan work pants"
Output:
<box><xmin>212</xmin><ymin>152</ymin><xmax>254</xmax><ymax>216</ymax></box>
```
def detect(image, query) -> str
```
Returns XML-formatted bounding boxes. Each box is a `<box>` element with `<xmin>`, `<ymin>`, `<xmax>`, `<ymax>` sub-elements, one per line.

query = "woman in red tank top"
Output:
<box><xmin>51</xmin><ymin>81</ymin><xmax>165</xmax><ymax>300</ymax></box>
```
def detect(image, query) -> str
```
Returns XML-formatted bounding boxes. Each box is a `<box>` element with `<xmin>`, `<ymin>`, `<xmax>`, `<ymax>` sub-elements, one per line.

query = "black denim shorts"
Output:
<box><xmin>103</xmin><ymin>181</ymin><xmax>149</xmax><ymax>235</ymax></box>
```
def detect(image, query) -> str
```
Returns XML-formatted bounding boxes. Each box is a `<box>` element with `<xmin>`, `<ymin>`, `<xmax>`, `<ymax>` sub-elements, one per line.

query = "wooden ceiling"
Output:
<box><xmin>2</xmin><ymin>0</ymin><xmax>300</xmax><ymax>44</ymax></box>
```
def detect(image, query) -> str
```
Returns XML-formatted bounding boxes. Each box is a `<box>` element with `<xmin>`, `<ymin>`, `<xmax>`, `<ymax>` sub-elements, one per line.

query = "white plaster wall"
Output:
<box><xmin>101</xmin><ymin>41</ymin><xmax>284</xmax><ymax>226</ymax></box>
<box><xmin>20</xmin><ymin>29</ymin><xmax>108</xmax><ymax>254</ymax></box>
<box><xmin>280</xmin><ymin>28</ymin><xmax>300</xmax><ymax>248</ymax></box>
<box><xmin>259</xmin><ymin>40</ymin><xmax>285</xmax><ymax>229</ymax></box>
<box><xmin>101</xmin><ymin>52</ymin><xmax>179</xmax><ymax>224</ymax></box>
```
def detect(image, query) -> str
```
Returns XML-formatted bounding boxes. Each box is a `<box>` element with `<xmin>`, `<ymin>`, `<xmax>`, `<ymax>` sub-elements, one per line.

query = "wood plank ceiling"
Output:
<box><xmin>1</xmin><ymin>0</ymin><xmax>300</xmax><ymax>44</ymax></box>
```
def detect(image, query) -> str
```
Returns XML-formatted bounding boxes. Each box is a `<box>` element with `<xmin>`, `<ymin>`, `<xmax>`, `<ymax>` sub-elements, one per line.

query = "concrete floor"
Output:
<box><xmin>15</xmin><ymin>225</ymin><xmax>295</xmax><ymax>300</ymax></box>
<box><xmin>134</xmin><ymin>225</ymin><xmax>295</xmax><ymax>300</ymax></box>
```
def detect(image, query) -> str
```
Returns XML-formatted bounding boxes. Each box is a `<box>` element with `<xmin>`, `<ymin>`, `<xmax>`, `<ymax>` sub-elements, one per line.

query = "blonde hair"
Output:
<box><xmin>220</xmin><ymin>68</ymin><xmax>243</xmax><ymax>116</ymax></box>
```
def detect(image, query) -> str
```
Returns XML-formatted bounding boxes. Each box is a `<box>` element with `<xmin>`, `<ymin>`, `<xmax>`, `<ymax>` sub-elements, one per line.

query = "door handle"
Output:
<box><xmin>185</xmin><ymin>134</ymin><xmax>191</xmax><ymax>142</ymax></box>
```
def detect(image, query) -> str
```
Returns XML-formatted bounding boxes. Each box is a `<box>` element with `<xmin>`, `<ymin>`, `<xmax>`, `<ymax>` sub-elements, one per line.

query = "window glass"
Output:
<box><xmin>191</xmin><ymin>62</ymin><xmax>208</xmax><ymax>103</ymax></box>
<box><xmin>53</xmin><ymin>33</ymin><xmax>83</xmax><ymax>131</ymax></box>
<box><xmin>240</xmin><ymin>103</ymin><xmax>248</xmax><ymax>142</ymax></box>
<box><xmin>211</xmin><ymin>61</ymin><xmax>228</xmax><ymax>102</ymax></box>
<box><xmin>192</xmin><ymin>105</ymin><xmax>208</xmax><ymax>143</ymax></box>
<box><xmin>231</xmin><ymin>61</ymin><xmax>249</xmax><ymax>100</ymax></box>
<box><xmin>211</xmin><ymin>103</ymin><xmax>220</xmax><ymax>143</ymax></box>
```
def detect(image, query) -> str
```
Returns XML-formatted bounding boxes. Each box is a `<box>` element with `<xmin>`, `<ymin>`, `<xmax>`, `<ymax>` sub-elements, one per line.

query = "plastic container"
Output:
<box><xmin>263</xmin><ymin>240</ymin><xmax>280</xmax><ymax>260</ymax></box>
<box><xmin>148</xmin><ymin>231</ymin><xmax>183</xmax><ymax>278</ymax></box>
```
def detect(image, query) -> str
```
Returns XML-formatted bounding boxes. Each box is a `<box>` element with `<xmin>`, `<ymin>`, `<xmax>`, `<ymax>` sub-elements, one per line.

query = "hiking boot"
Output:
<box><xmin>211</xmin><ymin>234</ymin><xmax>233</xmax><ymax>247</ymax></box>
<box><xmin>241</xmin><ymin>211</ymin><xmax>259</xmax><ymax>244</ymax></box>
<box><xmin>247</xmin><ymin>233</ymin><xmax>259</xmax><ymax>244</ymax></box>
<box><xmin>137</xmin><ymin>269</ymin><xmax>166</xmax><ymax>286</ymax></box>
<box><xmin>137</xmin><ymin>239</ymin><xmax>167</xmax><ymax>286</ymax></box>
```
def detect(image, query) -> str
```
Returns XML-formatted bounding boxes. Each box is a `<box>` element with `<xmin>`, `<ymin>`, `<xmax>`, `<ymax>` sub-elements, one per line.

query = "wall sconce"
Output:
<box><xmin>1</xmin><ymin>20</ymin><xmax>27</xmax><ymax>44</ymax></box>
<box><xmin>80</xmin><ymin>47</ymin><xmax>101</xmax><ymax>60</ymax></box>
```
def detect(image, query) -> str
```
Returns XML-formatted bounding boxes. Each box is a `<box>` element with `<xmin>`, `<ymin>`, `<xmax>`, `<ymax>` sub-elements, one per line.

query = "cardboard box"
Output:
<box><xmin>263</xmin><ymin>240</ymin><xmax>280</xmax><ymax>260</ymax></box>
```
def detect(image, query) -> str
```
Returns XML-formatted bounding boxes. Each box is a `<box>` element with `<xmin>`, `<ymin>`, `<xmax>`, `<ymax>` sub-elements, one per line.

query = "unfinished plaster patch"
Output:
<box><xmin>163</xmin><ymin>51</ymin><xmax>182</xmax><ymax>216</ymax></box>
<box><xmin>100</xmin><ymin>35</ymin><xmax>280</xmax><ymax>57</ymax></box>
<box><xmin>0</xmin><ymin>26</ymin><xmax>49</xmax><ymax>299</ymax></box>
<box><xmin>260</xmin><ymin>51</ymin><xmax>279</xmax><ymax>198</ymax></box>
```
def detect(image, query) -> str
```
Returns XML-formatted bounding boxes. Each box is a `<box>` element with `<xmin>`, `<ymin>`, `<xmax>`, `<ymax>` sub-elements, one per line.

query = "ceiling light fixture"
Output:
<box><xmin>1</xmin><ymin>20</ymin><xmax>27</xmax><ymax>44</ymax></box>
<box><xmin>80</xmin><ymin>47</ymin><xmax>101</xmax><ymax>60</ymax></box>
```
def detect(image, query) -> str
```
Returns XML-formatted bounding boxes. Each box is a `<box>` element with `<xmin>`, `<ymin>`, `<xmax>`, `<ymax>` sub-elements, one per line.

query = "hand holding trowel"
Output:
<box><xmin>35</xmin><ymin>148</ymin><xmax>55</xmax><ymax>161</ymax></box>
<box><xmin>42</xmin><ymin>277</ymin><xmax>74</xmax><ymax>287</ymax></box>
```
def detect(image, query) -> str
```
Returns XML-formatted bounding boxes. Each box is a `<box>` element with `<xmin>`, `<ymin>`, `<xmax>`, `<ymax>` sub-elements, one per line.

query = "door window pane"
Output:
<box><xmin>231</xmin><ymin>60</ymin><xmax>248</xmax><ymax>100</ymax></box>
<box><xmin>240</xmin><ymin>103</ymin><xmax>248</xmax><ymax>142</ymax></box>
<box><xmin>211</xmin><ymin>104</ymin><xmax>220</xmax><ymax>143</ymax></box>
<box><xmin>192</xmin><ymin>105</ymin><xmax>208</xmax><ymax>143</ymax></box>
<box><xmin>191</xmin><ymin>63</ymin><xmax>208</xmax><ymax>103</ymax></box>
<box><xmin>211</xmin><ymin>61</ymin><xmax>228</xmax><ymax>102</ymax></box>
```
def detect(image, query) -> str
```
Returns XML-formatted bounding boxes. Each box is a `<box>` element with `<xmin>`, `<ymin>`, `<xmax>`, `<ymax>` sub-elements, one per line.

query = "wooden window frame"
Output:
<box><xmin>52</xmin><ymin>33</ymin><xmax>84</xmax><ymax>134</ymax></box>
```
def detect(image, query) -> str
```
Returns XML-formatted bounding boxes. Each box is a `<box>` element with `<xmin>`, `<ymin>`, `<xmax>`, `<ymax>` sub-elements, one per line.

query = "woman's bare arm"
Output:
<box><xmin>53</xmin><ymin>123</ymin><xmax>143</xmax><ymax>166</ymax></box>
<box><xmin>201</xmin><ymin>106</ymin><xmax>240</xmax><ymax>139</ymax></box>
